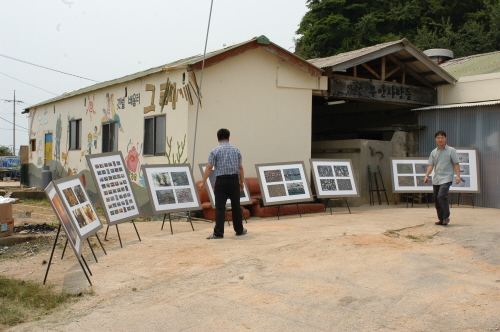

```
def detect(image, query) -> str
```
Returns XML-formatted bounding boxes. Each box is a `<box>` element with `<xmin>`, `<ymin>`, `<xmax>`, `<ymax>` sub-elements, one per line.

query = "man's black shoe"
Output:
<box><xmin>206</xmin><ymin>234</ymin><xmax>223</xmax><ymax>239</ymax></box>
<box><xmin>236</xmin><ymin>228</ymin><xmax>247</xmax><ymax>236</ymax></box>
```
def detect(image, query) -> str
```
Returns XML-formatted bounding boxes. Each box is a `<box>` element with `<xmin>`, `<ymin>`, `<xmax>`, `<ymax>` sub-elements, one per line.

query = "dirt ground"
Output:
<box><xmin>1</xmin><ymin>201</ymin><xmax>500</xmax><ymax>332</ymax></box>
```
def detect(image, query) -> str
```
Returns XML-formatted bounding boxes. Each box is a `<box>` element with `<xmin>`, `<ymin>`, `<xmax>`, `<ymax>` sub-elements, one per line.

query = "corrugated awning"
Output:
<box><xmin>413</xmin><ymin>100</ymin><xmax>500</xmax><ymax>111</ymax></box>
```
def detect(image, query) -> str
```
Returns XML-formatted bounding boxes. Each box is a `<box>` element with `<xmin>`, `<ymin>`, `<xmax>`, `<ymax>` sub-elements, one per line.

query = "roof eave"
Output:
<box><xmin>403</xmin><ymin>43</ymin><xmax>456</xmax><ymax>84</ymax></box>
<box><xmin>313</xmin><ymin>38</ymin><xmax>456</xmax><ymax>85</ymax></box>
<box><xmin>329</xmin><ymin>43</ymin><xmax>405</xmax><ymax>71</ymax></box>
<box><xmin>190</xmin><ymin>37</ymin><xmax>323</xmax><ymax>77</ymax></box>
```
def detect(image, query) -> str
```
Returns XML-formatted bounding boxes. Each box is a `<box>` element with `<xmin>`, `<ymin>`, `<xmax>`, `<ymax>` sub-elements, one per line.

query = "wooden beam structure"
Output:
<box><xmin>387</xmin><ymin>54</ymin><xmax>433</xmax><ymax>89</ymax></box>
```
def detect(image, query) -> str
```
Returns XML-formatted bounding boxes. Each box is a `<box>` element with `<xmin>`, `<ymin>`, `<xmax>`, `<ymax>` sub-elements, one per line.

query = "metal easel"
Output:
<box><xmin>43</xmin><ymin>224</ymin><xmax>93</xmax><ymax>286</ymax></box>
<box><xmin>104</xmin><ymin>221</ymin><xmax>141</xmax><ymax>248</ymax></box>
<box><xmin>368</xmin><ymin>165</ymin><xmax>389</xmax><ymax>205</ymax></box>
<box><xmin>161</xmin><ymin>212</ymin><xmax>195</xmax><ymax>234</ymax></box>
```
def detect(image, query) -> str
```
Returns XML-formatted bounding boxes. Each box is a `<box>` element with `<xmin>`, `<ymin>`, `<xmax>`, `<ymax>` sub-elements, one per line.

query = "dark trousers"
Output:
<box><xmin>433</xmin><ymin>182</ymin><xmax>452</xmax><ymax>221</ymax></box>
<box><xmin>213</xmin><ymin>176</ymin><xmax>243</xmax><ymax>237</ymax></box>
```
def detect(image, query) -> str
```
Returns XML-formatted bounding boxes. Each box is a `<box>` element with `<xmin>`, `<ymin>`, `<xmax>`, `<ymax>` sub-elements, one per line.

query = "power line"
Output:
<box><xmin>0</xmin><ymin>72</ymin><xmax>58</xmax><ymax>95</ymax></box>
<box><xmin>0</xmin><ymin>127</ymin><xmax>28</xmax><ymax>132</ymax></box>
<box><xmin>0</xmin><ymin>53</ymin><xmax>100</xmax><ymax>82</ymax></box>
<box><xmin>0</xmin><ymin>116</ymin><xmax>29</xmax><ymax>130</ymax></box>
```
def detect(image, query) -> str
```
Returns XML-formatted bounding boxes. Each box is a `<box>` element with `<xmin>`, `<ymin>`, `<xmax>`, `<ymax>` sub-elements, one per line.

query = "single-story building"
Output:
<box><xmin>306</xmin><ymin>39</ymin><xmax>456</xmax><ymax>205</ymax></box>
<box><xmin>23</xmin><ymin>36</ymin><xmax>327</xmax><ymax>215</ymax></box>
<box><xmin>26</xmin><ymin>36</ymin><xmax>497</xmax><ymax>212</ymax></box>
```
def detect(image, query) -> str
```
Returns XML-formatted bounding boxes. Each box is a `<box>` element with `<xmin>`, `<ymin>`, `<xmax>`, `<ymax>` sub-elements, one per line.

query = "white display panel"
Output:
<box><xmin>86</xmin><ymin>152</ymin><xmax>141</xmax><ymax>225</ymax></box>
<box><xmin>255</xmin><ymin>161</ymin><xmax>313</xmax><ymax>206</ymax></box>
<box><xmin>310</xmin><ymin>159</ymin><xmax>359</xmax><ymax>197</ymax></box>
<box><xmin>142</xmin><ymin>164</ymin><xmax>202</xmax><ymax>214</ymax></box>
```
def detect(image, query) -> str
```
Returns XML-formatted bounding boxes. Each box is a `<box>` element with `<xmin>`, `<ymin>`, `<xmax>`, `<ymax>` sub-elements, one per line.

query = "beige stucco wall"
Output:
<box><xmin>438</xmin><ymin>72</ymin><xmax>500</xmax><ymax>104</ymax></box>
<box><xmin>28</xmin><ymin>69</ymin><xmax>190</xmax><ymax>188</ymax></box>
<box><xmin>188</xmin><ymin>48</ymin><xmax>324</xmax><ymax>181</ymax></box>
<box><xmin>28</xmin><ymin>46</ymin><xmax>326</xmax><ymax>193</ymax></box>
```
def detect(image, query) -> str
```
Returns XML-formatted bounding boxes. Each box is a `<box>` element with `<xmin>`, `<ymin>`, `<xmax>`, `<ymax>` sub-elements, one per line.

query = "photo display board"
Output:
<box><xmin>390</xmin><ymin>148</ymin><xmax>480</xmax><ymax>193</ymax></box>
<box><xmin>51</xmin><ymin>175</ymin><xmax>103</xmax><ymax>241</ymax></box>
<box><xmin>86</xmin><ymin>152</ymin><xmax>141</xmax><ymax>225</ymax></box>
<box><xmin>45</xmin><ymin>182</ymin><xmax>82</xmax><ymax>256</ymax></box>
<box><xmin>390</xmin><ymin>157</ymin><xmax>433</xmax><ymax>193</ymax></box>
<box><xmin>141</xmin><ymin>164</ymin><xmax>202</xmax><ymax>214</ymax></box>
<box><xmin>198</xmin><ymin>164</ymin><xmax>251</xmax><ymax>208</ymax></box>
<box><xmin>255</xmin><ymin>161</ymin><xmax>313</xmax><ymax>206</ymax></box>
<box><xmin>451</xmin><ymin>148</ymin><xmax>480</xmax><ymax>193</ymax></box>
<box><xmin>310</xmin><ymin>159</ymin><xmax>359</xmax><ymax>197</ymax></box>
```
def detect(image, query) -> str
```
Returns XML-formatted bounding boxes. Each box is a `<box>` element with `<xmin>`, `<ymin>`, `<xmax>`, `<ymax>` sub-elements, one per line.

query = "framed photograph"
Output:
<box><xmin>141</xmin><ymin>164</ymin><xmax>202</xmax><ymax>214</ymax></box>
<box><xmin>390</xmin><ymin>148</ymin><xmax>480</xmax><ymax>193</ymax></box>
<box><xmin>86</xmin><ymin>152</ymin><xmax>141</xmax><ymax>226</ymax></box>
<box><xmin>451</xmin><ymin>148</ymin><xmax>480</xmax><ymax>193</ymax></box>
<box><xmin>45</xmin><ymin>182</ymin><xmax>82</xmax><ymax>256</ymax></box>
<box><xmin>255</xmin><ymin>161</ymin><xmax>313</xmax><ymax>206</ymax></box>
<box><xmin>309</xmin><ymin>159</ymin><xmax>359</xmax><ymax>198</ymax></box>
<box><xmin>198</xmin><ymin>164</ymin><xmax>252</xmax><ymax>208</ymax></box>
<box><xmin>52</xmin><ymin>175</ymin><xmax>103</xmax><ymax>241</ymax></box>
<box><xmin>390</xmin><ymin>158</ymin><xmax>433</xmax><ymax>193</ymax></box>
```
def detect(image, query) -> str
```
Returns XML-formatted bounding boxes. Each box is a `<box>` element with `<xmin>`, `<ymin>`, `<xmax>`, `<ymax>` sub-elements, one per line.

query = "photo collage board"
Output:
<box><xmin>198</xmin><ymin>164</ymin><xmax>252</xmax><ymax>209</ymax></box>
<box><xmin>45</xmin><ymin>182</ymin><xmax>83</xmax><ymax>257</ymax></box>
<box><xmin>390</xmin><ymin>157</ymin><xmax>433</xmax><ymax>193</ymax></box>
<box><xmin>50</xmin><ymin>175</ymin><xmax>103</xmax><ymax>243</ymax></box>
<box><xmin>390</xmin><ymin>148</ymin><xmax>480</xmax><ymax>193</ymax></box>
<box><xmin>141</xmin><ymin>164</ymin><xmax>202</xmax><ymax>214</ymax></box>
<box><xmin>86</xmin><ymin>152</ymin><xmax>141</xmax><ymax>225</ymax></box>
<box><xmin>255</xmin><ymin>161</ymin><xmax>313</xmax><ymax>206</ymax></box>
<box><xmin>310</xmin><ymin>159</ymin><xmax>359</xmax><ymax>197</ymax></box>
<box><xmin>451</xmin><ymin>148</ymin><xmax>480</xmax><ymax>192</ymax></box>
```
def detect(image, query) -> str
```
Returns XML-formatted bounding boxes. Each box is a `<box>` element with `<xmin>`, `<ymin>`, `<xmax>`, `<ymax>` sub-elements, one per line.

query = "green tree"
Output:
<box><xmin>0</xmin><ymin>146</ymin><xmax>13</xmax><ymax>156</ymax></box>
<box><xmin>296</xmin><ymin>0</ymin><xmax>500</xmax><ymax>59</ymax></box>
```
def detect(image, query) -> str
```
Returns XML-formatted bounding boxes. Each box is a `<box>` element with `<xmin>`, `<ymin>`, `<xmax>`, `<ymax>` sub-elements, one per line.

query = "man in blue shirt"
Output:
<box><xmin>198</xmin><ymin>128</ymin><xmax>247</xmax><ymax>239</ymax></box>
<box><xmin>423</xmin><ymin>130</ymin><xmax>461</xmax><ymax>225</ymax></box>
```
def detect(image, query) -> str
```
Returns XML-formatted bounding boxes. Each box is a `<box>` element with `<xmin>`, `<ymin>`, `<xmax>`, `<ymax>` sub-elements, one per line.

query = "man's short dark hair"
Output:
<box><xmin>217</xmin><ymin>128</ymin><xmax>230</xmax><ymax>140</ymax></box>
<box><xmin>435</xmin><ymin>130</ymin><xmax>447</xmax><ymax>138</ymax></box>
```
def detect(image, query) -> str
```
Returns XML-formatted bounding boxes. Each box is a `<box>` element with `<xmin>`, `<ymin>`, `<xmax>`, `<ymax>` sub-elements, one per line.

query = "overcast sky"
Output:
<box><xmin>0</xmin><ymin>0</ymin><xmax>308</xmax><ymax>155</ymax></box>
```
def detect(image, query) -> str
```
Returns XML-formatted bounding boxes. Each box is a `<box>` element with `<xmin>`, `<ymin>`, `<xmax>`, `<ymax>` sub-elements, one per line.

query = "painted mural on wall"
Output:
<box><xmin>86</xmin><ymin>95</ymin><xmax>96</xmax><ymax>120</ymax></box>
<box><xmin>29</xmin><ymin>71</ymin><xmax>201</xmax><ymax>190</ymax></box>
<box><xmin>125</xmin><ymin>139</ymin><xmax>142</xmax><ymax>182</ymax></box>
<box><xmin>165</xmin><ymin>134</ymin><xmax>187</xmax><ymax>164</ymax></box>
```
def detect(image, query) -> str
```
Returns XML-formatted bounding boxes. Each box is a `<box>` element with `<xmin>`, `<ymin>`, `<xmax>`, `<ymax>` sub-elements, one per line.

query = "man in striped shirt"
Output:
<box><xmin>198</xmin><ymin>128</ymin><xmax>247</xmax><ymax>239</ymax></box>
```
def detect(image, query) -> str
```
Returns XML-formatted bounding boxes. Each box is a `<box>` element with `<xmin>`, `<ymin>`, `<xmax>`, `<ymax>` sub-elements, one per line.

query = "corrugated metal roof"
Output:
<box><xmin>25</xmin><ymin>37</ymin><xmax>257</xmax><ymax>110</ymax></box>
<box><xmin>308</xmin><ymin>39</ymin><xmax>405</xmax><ymax>69</ymax></box>
<box><xmin>440</xmin><ymin>51</ymin><xmax>500</xmax><ymax>79</ymax></box>
<box><xmin>413</xmin><ymin>99</ymin><xmax>500</xmax><ymax>111</ymax></box>
<box><xmin>307</xmin><ymin>38</ymin><xmax>456</xmax><ymax>86</ymax></box>
<box><xmin>25</xmin><ymin>35</ymin><xmax>322</xmax><ymax>111</ymax></box>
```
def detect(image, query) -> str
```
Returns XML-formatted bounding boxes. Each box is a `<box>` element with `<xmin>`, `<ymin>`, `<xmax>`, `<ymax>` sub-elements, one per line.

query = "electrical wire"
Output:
<box><xmin>0</xmin><ymin>128</ymin><xmax>29</xmax><ymax>132</ymax></box>
<box><xmin>0</xmin><ymin>116</ymin><xmax>29</xmax><ymax>130</ymax></box>
<box><xmin>0</xmin><ymin>54</ymin><xmax>99</xmax><ymax>82</ymax></box>
<box><xmin>0</xmin><ymin>72</ymin><xmax>58</xmax><ymax>95</ymax></box>
<box><xmin>191</xmin><ymin>0</ymin><xmax>214</xmax><ymax>164</ymax></box>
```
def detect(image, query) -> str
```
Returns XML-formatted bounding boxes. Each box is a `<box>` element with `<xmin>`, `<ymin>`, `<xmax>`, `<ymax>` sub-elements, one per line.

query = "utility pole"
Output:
<box><xmin>2</xmin><ymin>91</ymin><xmax>24</xmax><ymax>156</ymax></box>
<box><xmin>13</xmin><ymin>90</ymin><xmax>16</xmax><ymax>156</ymax></box>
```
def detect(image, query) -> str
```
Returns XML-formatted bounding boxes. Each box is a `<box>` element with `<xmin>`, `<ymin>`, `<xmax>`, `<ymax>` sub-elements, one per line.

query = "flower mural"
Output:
<box><xmin>125</xmin><ymin>140</ymin><xmax>143</xmax><ymax>182</ymax></box>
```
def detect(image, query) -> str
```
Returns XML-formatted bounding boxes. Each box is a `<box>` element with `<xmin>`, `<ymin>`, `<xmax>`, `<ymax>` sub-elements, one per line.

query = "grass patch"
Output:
<box><xmin>384</xmin><ymin>230</ymin><xmax>400</xmax><ymax>238</ymax></box>
<box><xmin>405</xmin><ymin>235</ymin><xmax>424</xmax><ymax>242</ymax></box>
<box><xmin>20</xmin><ymin>198</ymin><xmax>50</xmax><ymax>207</ymax></box>
<box><xmin>0</xmin><ymin>276</ymin><xmax>88</xmax><ymax>327</ymax></box>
